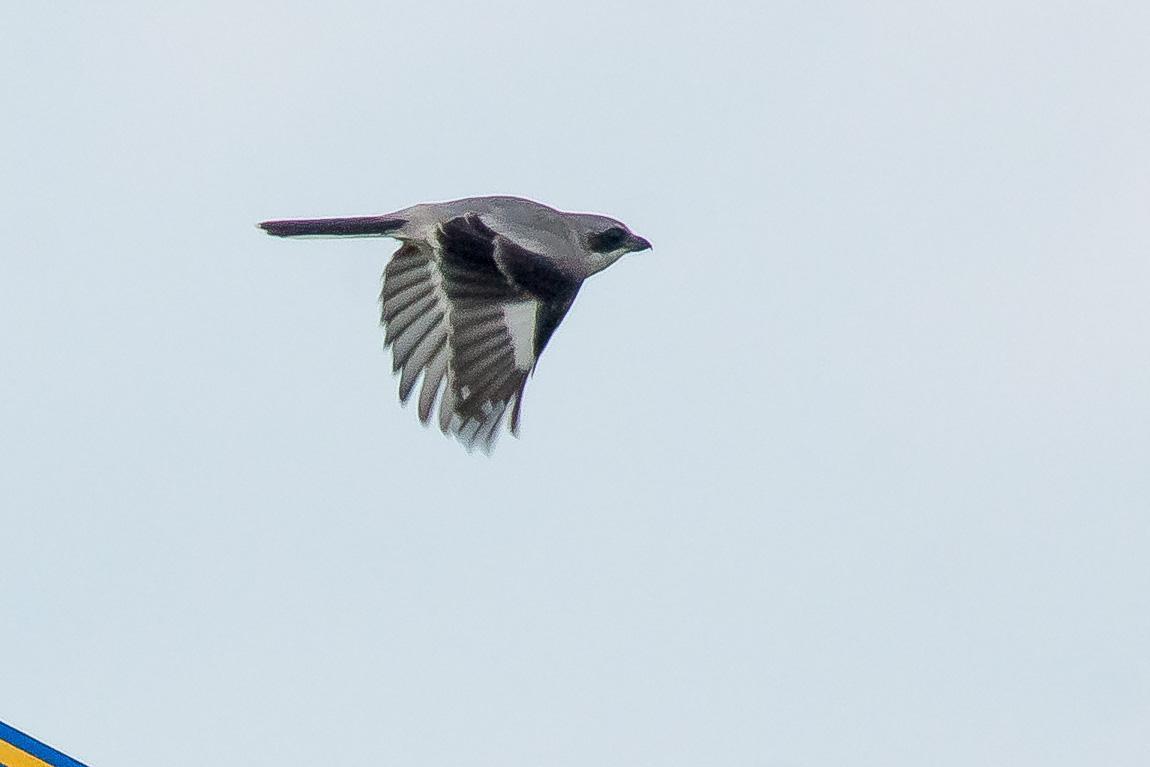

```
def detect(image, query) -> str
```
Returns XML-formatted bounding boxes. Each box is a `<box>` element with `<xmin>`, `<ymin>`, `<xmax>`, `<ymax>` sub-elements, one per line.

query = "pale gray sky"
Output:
<box><xmin>2</xmin><ymin>1</ymin><xmax>1148</xmax><ymax>765</ymax></box>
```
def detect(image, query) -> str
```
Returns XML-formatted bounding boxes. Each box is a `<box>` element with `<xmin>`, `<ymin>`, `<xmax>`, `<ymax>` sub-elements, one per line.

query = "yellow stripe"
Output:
<box><xmin>0</xmin><ymin>738</ymin><xmax>55</xmax><ymax>767</ymax></box>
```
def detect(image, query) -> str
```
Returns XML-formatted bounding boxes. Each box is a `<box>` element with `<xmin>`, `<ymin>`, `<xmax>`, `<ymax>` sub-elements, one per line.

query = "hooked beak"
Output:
<box><xmin>627</xmin><ymin>234</ymin><xmax>653</xmax><ymax>252</ymax></box>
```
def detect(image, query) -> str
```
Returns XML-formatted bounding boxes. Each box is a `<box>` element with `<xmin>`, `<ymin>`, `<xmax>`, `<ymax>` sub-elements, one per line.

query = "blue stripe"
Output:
<box><xmin>0</xmin><ymin>720</ymin><xmax>89</xmax><ymax>767</ymax></box>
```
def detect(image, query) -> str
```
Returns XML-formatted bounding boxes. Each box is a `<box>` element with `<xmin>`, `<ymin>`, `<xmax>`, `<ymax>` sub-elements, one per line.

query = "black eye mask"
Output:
<box><xmin>588</xmin><ymin>227</ymin><xmax>627</xmax><ymax>252</ymax></box>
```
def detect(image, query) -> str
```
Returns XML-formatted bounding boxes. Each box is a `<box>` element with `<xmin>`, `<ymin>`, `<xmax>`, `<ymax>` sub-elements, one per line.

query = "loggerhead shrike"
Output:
<box><xmin>259</xmin><ymin>196</ymin><xmax>651</xmax><ymax>452</ymax></box>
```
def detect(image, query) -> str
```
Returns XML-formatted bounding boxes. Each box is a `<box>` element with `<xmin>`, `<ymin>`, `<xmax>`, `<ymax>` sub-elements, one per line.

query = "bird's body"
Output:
<box><xmin>259</xmin><ymin>196</ymin><xmax>650</xmax><ymax>452</ymax></box>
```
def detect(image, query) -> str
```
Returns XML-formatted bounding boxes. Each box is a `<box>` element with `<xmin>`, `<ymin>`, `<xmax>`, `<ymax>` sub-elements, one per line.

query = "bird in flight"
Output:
<box><xmin>259</xmin><ymin>196</ymin><xmax>651</xmax><ymax>452</ymax></box>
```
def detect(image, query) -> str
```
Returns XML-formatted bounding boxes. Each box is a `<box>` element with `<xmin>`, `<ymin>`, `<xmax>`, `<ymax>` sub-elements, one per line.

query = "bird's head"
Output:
<box><xmin>582</xmin><ymin>216</ymin><xmax>652</xmax><ymax>255</ymax></box>
<box><xmin>569</xmin><ymin>214</ymin><xmax>651</xmax><ymax>275</ymax></box>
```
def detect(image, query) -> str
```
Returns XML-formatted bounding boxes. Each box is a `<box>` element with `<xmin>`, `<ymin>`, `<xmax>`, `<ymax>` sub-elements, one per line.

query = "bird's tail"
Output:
<box><xmin>258</xmin><ymin>215</ymin><xmax>406</xmax><ymax>238</ymax></box>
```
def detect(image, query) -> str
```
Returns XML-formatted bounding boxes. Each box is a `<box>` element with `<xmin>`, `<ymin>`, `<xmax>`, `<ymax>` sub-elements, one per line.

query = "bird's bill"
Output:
<box><xmin>627</xmin><ymin>234</ymin><xmax>653</xmax><ymax>252</ymax></box>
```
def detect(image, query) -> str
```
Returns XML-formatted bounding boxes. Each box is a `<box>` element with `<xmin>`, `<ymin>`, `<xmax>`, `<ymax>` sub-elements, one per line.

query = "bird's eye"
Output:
<box><xmin>589</xmin><ymin>227</ymin><xmax>627</xmax><ymax>252</ymax></box>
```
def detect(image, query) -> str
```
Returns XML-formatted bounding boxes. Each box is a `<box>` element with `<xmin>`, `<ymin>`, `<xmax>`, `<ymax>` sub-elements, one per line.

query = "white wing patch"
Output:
<box><xmin>500</xmin><ymin>300</ymin><xmax>539</xmax><ymax>370</ymax></box>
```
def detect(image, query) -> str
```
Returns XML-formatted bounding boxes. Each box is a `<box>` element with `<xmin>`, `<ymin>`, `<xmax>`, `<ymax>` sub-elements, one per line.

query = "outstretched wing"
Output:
<box><xmin>380</xmin><ymin>214</ymin><xmax>579</xmax><ymax>452</ymax></box>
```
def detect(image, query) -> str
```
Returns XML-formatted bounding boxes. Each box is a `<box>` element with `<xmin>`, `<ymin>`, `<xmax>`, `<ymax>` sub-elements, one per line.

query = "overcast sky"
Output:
<box><xmin>2</xmin><ymin>2</ymin><xmax>1148</xmax><ymax>765</ymax></box>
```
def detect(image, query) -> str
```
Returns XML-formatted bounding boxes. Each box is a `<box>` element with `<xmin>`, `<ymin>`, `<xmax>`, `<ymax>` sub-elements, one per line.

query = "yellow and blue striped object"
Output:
<box><xmin>0</xmin><ymin>721</ymin><xmax>88</xmax><ymax>767</ymax></box>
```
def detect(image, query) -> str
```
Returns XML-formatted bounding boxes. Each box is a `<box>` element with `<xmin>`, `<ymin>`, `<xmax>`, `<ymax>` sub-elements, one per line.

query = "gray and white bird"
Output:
<box><xmin>259</xmin><ymin>196</ymin><xmax>651</xmax><ymax>452</ymax></box>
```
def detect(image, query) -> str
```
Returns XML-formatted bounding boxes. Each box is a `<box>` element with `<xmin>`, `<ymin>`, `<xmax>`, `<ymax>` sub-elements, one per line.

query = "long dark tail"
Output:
<box><xmin>258</xmin><ymin>215</ymin><xmax>406</xmax><ymax>238</ymax></box>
